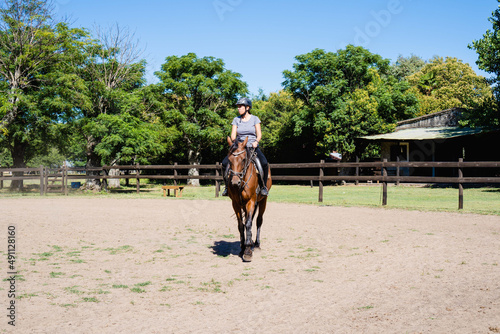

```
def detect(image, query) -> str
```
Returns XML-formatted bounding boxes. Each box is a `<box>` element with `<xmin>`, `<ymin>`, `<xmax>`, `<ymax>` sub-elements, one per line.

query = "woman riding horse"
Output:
<box><xmin>222</xmin><ymin>97</ymin><xmax>269</xmax><ymax>196</ymax></box>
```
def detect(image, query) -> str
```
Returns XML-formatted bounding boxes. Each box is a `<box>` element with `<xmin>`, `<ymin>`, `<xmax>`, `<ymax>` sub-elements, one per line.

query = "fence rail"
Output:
<box><xmin>1</xmin><ymin>159</ymin><xmax>499</xmax><ymax>210</ymax></box>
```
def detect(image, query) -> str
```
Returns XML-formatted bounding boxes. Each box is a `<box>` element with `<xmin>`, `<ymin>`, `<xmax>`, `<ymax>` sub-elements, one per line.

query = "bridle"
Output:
<box><xmin>228</xmin><ymin>147</ymin><xmax>256</xmax><ymax>190</ymax></box>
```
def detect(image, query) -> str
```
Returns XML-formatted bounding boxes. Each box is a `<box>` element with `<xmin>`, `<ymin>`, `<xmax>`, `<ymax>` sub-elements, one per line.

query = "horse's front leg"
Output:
<box><xmin>242</xmin><ymin>199</ymin><xmax>257</xmax><ymax>262</ymax></box>
<box><xmin>232</xmin><ymin>201</ymin><xmax>245</xmax><ymax>256</ymax></box>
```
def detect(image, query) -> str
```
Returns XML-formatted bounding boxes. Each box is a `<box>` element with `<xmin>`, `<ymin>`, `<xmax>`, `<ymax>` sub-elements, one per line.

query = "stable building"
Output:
<box><xmin>359</xmin><ymin>108</ymin><xmax>500</xmax><ymax>177</ymax></box>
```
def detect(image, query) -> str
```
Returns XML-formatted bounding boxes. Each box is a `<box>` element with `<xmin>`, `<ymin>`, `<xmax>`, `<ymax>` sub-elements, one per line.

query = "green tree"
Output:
<box><xmin>282</xmin><ymin>45</ymin><xmax>419</xmax><ymax>161</ymax></box>
<box><xmin>155</xmin><ymin>53</ymin><xmax>247</xmax><ymax>185</ymax></box>
<box><xmin>73</xmin><ymin>25</ymin><xmax>166</xmax><ymax>189</ymax></box>
<box><xmin>407</xmin><ymin>56</ymin><xmax>494</xmax><ymax>118</ymax></box>
<box><xmin>468</xmin><ymin>0</ymin><xmax>500</xmax><ymax>126</ymax></box>
<box><xmin>251</xmin><ymin>90</ymin><xmax>303</xmax><ymax>162</ymax></box>
<box><xmin>0</xmin><ymin>0</ymin><xmax>88</xmax><ymax>189</ymax></box>
<box><xmin>390</xmin><ymin>54</ymin><xmax>426</xmax><ymax>81</ymax></box>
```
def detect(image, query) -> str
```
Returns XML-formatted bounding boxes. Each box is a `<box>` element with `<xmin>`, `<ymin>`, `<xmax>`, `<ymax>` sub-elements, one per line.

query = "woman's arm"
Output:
<box><xmin>253</xmin><ymin>123</ymin><xmax>262</xmax><ymax>148</ymax></box>
<box><xmin>231</xmin><ymin>124</ymin><xmax>237</xmax><ymax>142</ymax></box>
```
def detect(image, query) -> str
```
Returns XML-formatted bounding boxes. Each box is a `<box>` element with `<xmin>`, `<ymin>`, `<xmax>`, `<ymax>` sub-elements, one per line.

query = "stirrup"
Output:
<box><xmin>260</xmin><ymin>187</ymin><xmax>269</xmax><ymax>196</ymax></box>
<box><xmin>222</xmin><ymin>187</ymin><xmax>229</xmax><ymax>196</ymax></box>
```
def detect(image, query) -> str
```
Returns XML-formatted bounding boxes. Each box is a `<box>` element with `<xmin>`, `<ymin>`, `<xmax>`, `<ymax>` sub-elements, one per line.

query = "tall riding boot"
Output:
<box><xmin>260</xmin><ymin>166</ymin><xmax>269</xmax><ymax>196</ymax></box>
<box><xmin>222</xmin><ymin>166</ymin><xmax>229</xmax><ymax>196</ymax></box>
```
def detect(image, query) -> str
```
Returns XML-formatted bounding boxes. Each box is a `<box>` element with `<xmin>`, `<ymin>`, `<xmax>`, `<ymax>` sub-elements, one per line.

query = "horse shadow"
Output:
<box><xmin>210</xmin><ymin>240</ymin><xmax>241</xmax><ymax>257</ymax></box>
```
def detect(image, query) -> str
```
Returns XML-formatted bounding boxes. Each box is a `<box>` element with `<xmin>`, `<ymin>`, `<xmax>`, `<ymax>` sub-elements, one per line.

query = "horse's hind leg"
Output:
<box><xmin>254</xmin><ymin>198</ymin><xmax>267</xmax><ymax>249</ymax></box>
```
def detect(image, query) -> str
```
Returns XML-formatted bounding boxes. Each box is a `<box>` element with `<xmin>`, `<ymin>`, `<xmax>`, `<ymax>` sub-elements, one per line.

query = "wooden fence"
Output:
<box><xmin>1</xmin><ymin>159</ymin><xmax>499</xmax><ymax>209</ymax></box>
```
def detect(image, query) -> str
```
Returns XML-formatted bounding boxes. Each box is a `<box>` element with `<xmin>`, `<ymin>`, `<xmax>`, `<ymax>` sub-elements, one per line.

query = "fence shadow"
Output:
<box><xmin>210</xmin><ymin>240</ymin><xmax>240</xmax><ymax>257</ymax></box>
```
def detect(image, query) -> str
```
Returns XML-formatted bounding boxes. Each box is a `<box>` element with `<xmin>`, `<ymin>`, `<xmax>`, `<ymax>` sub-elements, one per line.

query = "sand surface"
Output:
<box><xmin>1</xmin><ymin>197</ymin><xmax>500</xmax><ymax>333</ymax></box>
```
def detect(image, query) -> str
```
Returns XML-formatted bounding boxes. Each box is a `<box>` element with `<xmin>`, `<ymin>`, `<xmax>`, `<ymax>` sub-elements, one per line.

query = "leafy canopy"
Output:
<box><xmin>155</xmin><ymin>53</ymin><xmax>247</xmax><ymax>164</ymax></box>
<box><xmin>468</xmin><ymin>0</ymin><xmax>500</xmax><ymax>126</ymax></box>
<box><xmin>282</xmin><ymin>45</ymin><xmax>418</xmax><ymax>160</ymax></box>
<box><xmin>407</xmin><ymin>56</ymin><xmax>494</xmax><ymax>119</ymax></box>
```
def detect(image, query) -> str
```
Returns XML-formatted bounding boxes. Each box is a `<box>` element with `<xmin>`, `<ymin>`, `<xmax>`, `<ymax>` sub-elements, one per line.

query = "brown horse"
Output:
<box><xmin>226</xmin><ymin>136</ymin><xmax>272</xmax><ymax>262</ymax></box>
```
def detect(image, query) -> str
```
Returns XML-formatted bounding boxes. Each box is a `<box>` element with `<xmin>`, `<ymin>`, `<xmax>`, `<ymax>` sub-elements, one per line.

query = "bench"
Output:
<box><xmin>162</xmin><ymin>185</ymin><xmax>184</xmax><ymax>198</ymax></box>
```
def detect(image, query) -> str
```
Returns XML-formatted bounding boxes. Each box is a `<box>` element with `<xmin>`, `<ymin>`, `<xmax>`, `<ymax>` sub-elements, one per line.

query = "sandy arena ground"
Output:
<box><xmin>1</xmin><ymin>197</ymin><xmax>500</xmax><ymax>333</ymax></box>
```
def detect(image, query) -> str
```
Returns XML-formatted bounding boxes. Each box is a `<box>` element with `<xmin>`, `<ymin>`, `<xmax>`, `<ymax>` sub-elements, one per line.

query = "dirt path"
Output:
<box><xmin>1</xmin><ymin>197</ymin><xmax>499</xmax><ymax>333</ymax></box>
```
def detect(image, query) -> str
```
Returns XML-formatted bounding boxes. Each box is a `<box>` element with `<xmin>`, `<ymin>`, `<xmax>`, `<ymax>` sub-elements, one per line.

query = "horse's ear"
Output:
<box><xmin>227</xmin><ymin>136</ymin><xmax>233</xmax><ymax>146</ymax></box>
<box><xmin>242</xmin><ymin>136</ymin><xmax>248</xmax><ymax>147</ymax></box>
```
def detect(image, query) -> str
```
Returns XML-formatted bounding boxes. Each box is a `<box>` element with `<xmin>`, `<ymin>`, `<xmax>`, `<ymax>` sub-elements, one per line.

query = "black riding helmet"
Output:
<box><xmin>236</xmin><ymin>97</ymin><xmax>252</xmax><ymax>109</ymax></box>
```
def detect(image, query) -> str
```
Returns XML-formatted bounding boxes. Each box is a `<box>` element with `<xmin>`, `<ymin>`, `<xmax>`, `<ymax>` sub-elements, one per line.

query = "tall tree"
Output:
<box><xmin>407</xmin><ymin>56</ymin><xmax>494</xmax><ymax>117</ymax></box>
<box><xmin>282</xmin><ymin>45</ymin><xmax>419</xmax><ymax>161</ymax></box>
<box><xmin>251</xmin><ymin>90</ymin><xmax>303</xmax><ymax>162</ymax></box>
<box><xmin>468</xmin><ymin>0</ymin><xmax>500</xmax><ymax>126</ymax></box>
<box><xmin>155</xmin><ymin>53</ymin><xmax>247</xmax><ymax>186</ymax></box>
<box><xmin>74</xmin><ymin>25</ymin><xmax>161</xmax><ymax>189</ymax></box>
<box><xmin>390</xmin><ymin>54</ymin><xmax>426</xmax><ymax>81</ymax></box>
<box><xmin>0</xmin><ymin>0</ymin><xmax>87</xmax><ymax>189</ymax></box>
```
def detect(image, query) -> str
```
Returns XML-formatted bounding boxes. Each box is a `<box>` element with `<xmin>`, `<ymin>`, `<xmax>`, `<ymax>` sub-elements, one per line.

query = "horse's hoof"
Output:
<box><xmin>242</xmin><ymin>253</ymin><xmax>252</xmax><ymax>262</ymax></box>
<box><xmin>242</xmin><ymin>248</ymin><xmax>253</xmax><ymax>262</ymax></box>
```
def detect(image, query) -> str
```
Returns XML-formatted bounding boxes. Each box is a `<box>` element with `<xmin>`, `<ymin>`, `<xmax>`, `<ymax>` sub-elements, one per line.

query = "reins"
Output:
<box><xmin>228</xmin><ymin>146</ymin><xmax>257</xmax><ymax>192</ymax></box>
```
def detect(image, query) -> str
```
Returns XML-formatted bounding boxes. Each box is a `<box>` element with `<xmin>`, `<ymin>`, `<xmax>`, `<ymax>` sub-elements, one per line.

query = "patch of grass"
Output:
<box><xmin>358</xmin><ymin>305</ymin><xmax>374</xmax><ymax>310</ymax></box>
<box><xmin>304</xmin><ymin>266</ymin><xmax>321</xmax><ymax>272</ymax></box>
<box><xmin>70</xmin><ymin>259</ymin><xmax>85</xmax><ymax>263</ymax></box>
<box><xmin>65</xmin><ymin>286</ymin><xmax>84</xmax><ymax>295</ymax></box>
<box><xmin>82</xmin><ymin>297</ymin><xmax>99</xmax><ymax>303</ymax></box>
<box><xmin>60</xmin><ymin>303</ymin><xmax>78</xmax><ymax>308</ymax></box>
<box><xmin>66</xmin><ymin>251</ymin><xmax>81</xmax><ymax>257</ymax></box>
<box><xmin>198</xmin><ymin>279</ymin><xmax>224</xmax><ymax>293</ymax></box>
<box><xmin>51</xmin><ymin>245</ymin><xmax>63</xmax><ymax>252</ymax></box>
<box><xmin>105</xmin><ymin>245</ymin><xmax>133</xmax><ymax>255</ymax></box>
<box><xmin>112</xmin><ymin>284</ymin><xmax>129</xmax><ymax>289</ymax></box>
<box><xmin>50</xmin><ymin>272</ymin><xmax>65</xmax><ymax>278</ymax></box>
<box><xmin>130</xmin><ymin>287</ymin><xmax>146</xmax><ymax>293</ymax></box>
<box><xmin>135</xmin><ymin>281</ymin><xmax>152</xmax><ymax>287</ymax></box>
<box><xmin>91</xmin><ymin>289</ymin><xmax>111</xmax><ymax>295</ymax></box>
<box><xmin>16</xmin><ymin>293</ymin><xmax>38</xmax><ymax>299</ymax></box>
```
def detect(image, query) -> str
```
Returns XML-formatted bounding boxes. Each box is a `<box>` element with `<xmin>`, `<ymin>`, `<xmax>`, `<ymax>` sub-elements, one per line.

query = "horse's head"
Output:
<box><xmin>227</xmin><ymin>136</ymin><xmax>249</xmax><ymax>188</ymax></box>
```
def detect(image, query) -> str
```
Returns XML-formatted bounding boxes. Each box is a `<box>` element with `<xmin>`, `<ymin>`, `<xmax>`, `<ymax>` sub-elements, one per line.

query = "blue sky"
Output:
<box><xmin>55</xmin><ymin>0</ymin><xmax>497</xmax><ymax>95</ymax></box>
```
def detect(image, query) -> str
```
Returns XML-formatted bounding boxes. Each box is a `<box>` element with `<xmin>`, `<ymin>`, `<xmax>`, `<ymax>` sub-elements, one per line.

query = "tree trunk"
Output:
<box><xmin>86</xmin><ymin>136</ymin><xmax>102</xmax><ymax>191</ymax></box>
<box><xmin>10</xmin><ymin>139</ymin><xmax>26</xmax><ymax>191</ymax></box>
<box><xmin>187</xmin><ymin>149</ymin><xmax>201</xmax><ymax>186</ymax></box>
<box><xmin>108</xmin><ymin>167</ymin><xmax>121</xmax><ymax>188</ymax></box>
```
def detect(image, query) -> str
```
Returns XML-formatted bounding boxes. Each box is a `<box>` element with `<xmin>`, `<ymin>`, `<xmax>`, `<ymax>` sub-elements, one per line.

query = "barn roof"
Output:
<box><xmin>359</xmin><ymin>126</ymin><xmax>485</xmax><ymax>141</ymax></box>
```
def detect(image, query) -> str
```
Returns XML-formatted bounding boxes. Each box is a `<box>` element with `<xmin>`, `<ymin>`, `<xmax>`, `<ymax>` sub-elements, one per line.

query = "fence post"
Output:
<box><xmin>63</xmin><ymin>164</ymin><xmax>68</xmax><ymax>196</ymax></box>
<box><xmin>396</xmin><ymin>156</ymin><xmax>400</xmax><ymax>186</ymax></box>
<box><xmin>136</xmin><ymin>163</ymin><xmax>140</xmax><ymax>194</ymax></box>
<box><xmin>215</xmin><ymin>162</ymin><xmax>220</xmax><ymax>197</ymax></box>
<box><xmin>0</xmin><ymin>166</ymin><xmax>3</xmax><ymax>189</ymax></box>
<box><xmin>102</xmin><ymin>165</ymin><xmax>108</xmax><ymax>192</ymax></box>
<box><xmin>382</xmin><ymin>158</ymin><xmax>388</xmax><ymax>206</ymax></box>
<box><xmin>44</xmin><ymin>166</ymin><xmax>49</xmax><ymax>196</ymax></box>
<box><xmin>458</xmin><ymin>158</ymin><xmax>464</xmax><ymax>210</ymax></box>
<box><xmin>319</xmin><ymin>160</ymin><xmax>324</xmax><ymax>202</ymax></box>
<box><xmin>40</xmin><ymin>165</ymin><xmax>44</xmax><ymax>196</ymax></box>
<box><xmin>355</xmin><ymin>156</ymin><xmax>359</xmax><ymax>186</ymax></box>
<box><xmin>174</xmin><ymin>162</ymin><xmax>178</xmax><ymax>187</ymax></box>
